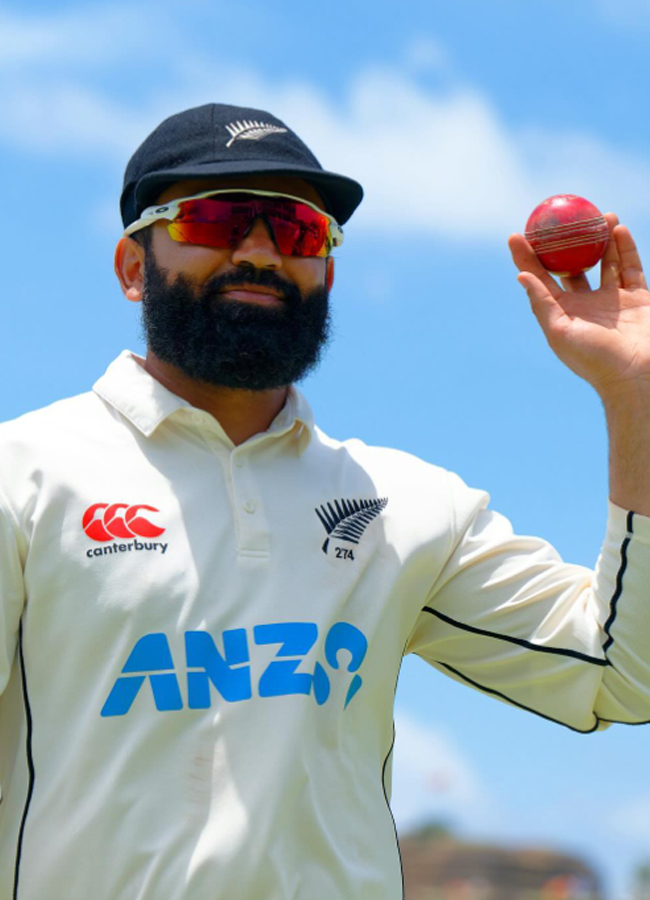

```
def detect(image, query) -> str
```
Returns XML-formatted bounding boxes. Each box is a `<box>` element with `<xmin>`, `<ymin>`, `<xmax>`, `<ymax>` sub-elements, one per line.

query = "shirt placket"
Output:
<box><xmin>189</xmin><ymin>410</ymin><xmax>271</xmax><ymax>559</ymax></box>
<box><xmin>228</xmin><ymin>444</ymin><xmax>271</xmax><ymax>557</ymax></box>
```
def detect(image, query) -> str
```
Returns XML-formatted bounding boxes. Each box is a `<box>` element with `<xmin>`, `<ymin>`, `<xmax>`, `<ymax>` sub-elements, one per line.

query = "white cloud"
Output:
<box><xmin>334</xmin><ymin>70</ymin><xmax>534</xmax><ymax>238</ymax></box>
<box><xmin>390</xmin><ymin>711</ymin><xmax>495</xmax><ymax>835</ymax></box>
<box><xmin>0</xmin><ymin>82</ymin><xmax>147</xmax><ymax>157</ymax></box>
<box><xmin>0</xmin><ymin>4</ymin><xmax>158</xmax><ymax>68</ymax></box>
<box><xmin>3</xmin><ymin>10</ymin><xmax>650</xmax><ymax>243</ymax></box>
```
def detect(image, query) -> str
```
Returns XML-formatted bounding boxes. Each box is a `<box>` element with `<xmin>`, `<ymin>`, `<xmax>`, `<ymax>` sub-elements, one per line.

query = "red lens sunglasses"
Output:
<box><xmin>124</xmin><ymin>188</ymin><xmax>344</xmax><ymax>258</ymax></box>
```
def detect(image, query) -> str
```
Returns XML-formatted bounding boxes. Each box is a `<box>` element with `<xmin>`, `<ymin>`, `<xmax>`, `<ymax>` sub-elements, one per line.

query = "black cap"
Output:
<box><xmin>120</xmin><ymin>103</ymin><xmax>364</xmax><ymax>228</ymax></box>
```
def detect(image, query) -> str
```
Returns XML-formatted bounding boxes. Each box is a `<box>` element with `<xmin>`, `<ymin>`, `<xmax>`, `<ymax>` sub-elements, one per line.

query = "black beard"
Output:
<box><xmin>140</xmin><ymin>255</ymin><xmax>331</xmax><ymax>391</ymax></box>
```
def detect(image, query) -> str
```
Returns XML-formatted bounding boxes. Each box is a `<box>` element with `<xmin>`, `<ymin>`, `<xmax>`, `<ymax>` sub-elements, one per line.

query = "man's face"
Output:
<box><xmin>137</xmin><ymin>175</ymin><xmax>334</xmax><ymax>391</ymax></box>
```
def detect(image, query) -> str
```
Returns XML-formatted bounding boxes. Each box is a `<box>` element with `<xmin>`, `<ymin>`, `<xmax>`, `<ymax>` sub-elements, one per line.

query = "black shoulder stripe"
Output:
<box><xmin>599</xmin><ymin>716</ymin><xmax>650</xmax><ymax>726</ymax></box>
<box><xmin>422</xmin><ymin>606</ymin><xmax>609</xmax><ymax>667</ymax></box>
<box><xmin>433</xmin><ymin>660</ymin><xmax>601</xmax><ymax>734</ymax></box>
<box><xmin>381</xmin><ymin>726</ymin><xmax>404</xmax><ymax>900</ymax></box>
<box><xmin>603</xmin><ymin>510</ymin><xmax>634</xmax><ymax>655</ymax></box>
<box><xmin>382</xmin><ymin>640</ymin><xmax>408</xmax><ymax>900</ymax></box>
<box><xmin>14</xmin><ymin>621</ymin><xmax>35</xmax><ymax>900</ymax></box>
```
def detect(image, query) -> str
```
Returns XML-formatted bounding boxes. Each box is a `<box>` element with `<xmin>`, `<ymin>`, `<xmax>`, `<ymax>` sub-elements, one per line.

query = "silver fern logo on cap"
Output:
<box><xmin>225</xmin><ymin>119</ymin><xmax>288</xmax><ymax>149</ymax></box>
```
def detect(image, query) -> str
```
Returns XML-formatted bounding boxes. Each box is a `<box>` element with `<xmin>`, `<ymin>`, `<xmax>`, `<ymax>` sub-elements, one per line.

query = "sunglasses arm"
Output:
<box><xmin>123</xmin><ymin>203</ymin><xmax>179</xmax><ymax>237</ymax></box>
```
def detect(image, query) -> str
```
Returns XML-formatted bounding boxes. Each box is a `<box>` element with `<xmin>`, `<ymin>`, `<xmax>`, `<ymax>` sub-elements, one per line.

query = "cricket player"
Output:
<box><xmin>1</xmin><ymin>102</ymin><xmax>649</xmax><ymax>900</ymax></box>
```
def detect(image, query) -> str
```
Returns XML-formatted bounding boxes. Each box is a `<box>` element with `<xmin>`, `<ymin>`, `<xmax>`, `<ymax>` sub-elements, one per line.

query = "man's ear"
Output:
<box><xmin>326</xmin><ymin>256</ymin><xmax>335</xmax><ymax>293</ymax></box>
<box><xmin>114</xmin><ymin>237</ymin><xmax>146</xmax><ymax>303</ymax></box>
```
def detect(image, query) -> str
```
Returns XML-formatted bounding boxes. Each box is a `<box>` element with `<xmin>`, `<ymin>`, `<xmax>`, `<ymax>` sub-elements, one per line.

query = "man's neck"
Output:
<box><xmin>143</xmin><ymin>351</ymin><xmax>289</xmax><ymax>446</ymax></box>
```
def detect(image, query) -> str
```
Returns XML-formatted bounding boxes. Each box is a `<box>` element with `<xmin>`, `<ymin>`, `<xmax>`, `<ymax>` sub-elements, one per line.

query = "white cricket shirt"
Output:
<box><xmin>1</xmin><ymin>350</ymin><xmax>650</xmax><ymax>900</ymax></box>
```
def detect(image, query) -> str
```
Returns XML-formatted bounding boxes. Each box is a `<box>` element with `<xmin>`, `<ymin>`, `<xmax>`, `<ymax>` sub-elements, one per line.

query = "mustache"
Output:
<box><xmin>200</xmin><ymin>268</ymin><xmax>302</xmax><ymax>308</ymax></box>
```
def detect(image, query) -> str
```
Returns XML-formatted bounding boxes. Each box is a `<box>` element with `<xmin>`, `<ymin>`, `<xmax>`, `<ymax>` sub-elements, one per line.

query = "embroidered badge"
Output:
<box><xmin>315</xmin><ymin>498</ymin><xmax>388</xmax><ymax>555</ymax></box>
<box><xmin>225</xmin><ymin>119</ymin><xmax>288</xmax><ymax>149</ymax></box>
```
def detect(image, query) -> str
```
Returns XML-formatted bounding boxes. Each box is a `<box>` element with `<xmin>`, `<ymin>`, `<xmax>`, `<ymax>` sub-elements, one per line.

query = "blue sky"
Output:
<box><xmin>3</xmin><ymin>1</ymin><xmax>650</xmax><ymax>895</ymax></box>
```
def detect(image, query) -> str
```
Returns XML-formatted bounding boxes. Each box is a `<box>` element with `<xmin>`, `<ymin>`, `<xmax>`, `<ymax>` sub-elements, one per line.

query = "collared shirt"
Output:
<box><xmin>0</xmin><ymin>350</ymin><xmax>649</xmax><ymax>900</ymax></box>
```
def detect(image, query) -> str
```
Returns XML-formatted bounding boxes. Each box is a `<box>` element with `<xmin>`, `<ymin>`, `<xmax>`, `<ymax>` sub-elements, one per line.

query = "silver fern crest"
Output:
<box><xmin>225</xmin><ymin>119</ymin><xmax>288</xmax><ymax>149</ymax></box>
<box><xmin>315</xmin><ymin>498</ymin><xmax>388</xmax><ymax>555</ymax></box>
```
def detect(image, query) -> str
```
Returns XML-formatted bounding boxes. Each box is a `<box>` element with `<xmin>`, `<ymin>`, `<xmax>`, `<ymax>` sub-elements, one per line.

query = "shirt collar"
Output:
<box><xmin>93</xmin><ymin>350</ymin><xmax>315</xmax><ymax>453</ymax></box>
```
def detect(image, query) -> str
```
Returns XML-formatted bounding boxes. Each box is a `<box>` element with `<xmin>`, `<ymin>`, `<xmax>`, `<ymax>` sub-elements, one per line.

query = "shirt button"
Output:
<box><xmin>243</xmin><ymin>500</ymin><xmax>256</xmax><ymax>514</ymax></box>
<box><xmin>191</xmin><ymin>413</ymin><xmax>203</xmax><ymax>426</ymax></box>
<box><xmin>234</xmin><ymin>457</ymin><xmax>244</xmax><ymax>468</ymax></box>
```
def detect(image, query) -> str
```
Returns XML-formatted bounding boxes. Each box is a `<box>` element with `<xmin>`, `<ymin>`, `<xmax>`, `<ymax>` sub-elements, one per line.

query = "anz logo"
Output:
<box><xmin>101</xmin><ymin>621</ymin><xmax>368</xmax><ymax>717</ymax></box>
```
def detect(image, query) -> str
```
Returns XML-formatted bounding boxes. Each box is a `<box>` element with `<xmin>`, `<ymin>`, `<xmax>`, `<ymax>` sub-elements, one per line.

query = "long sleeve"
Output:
<box><xmin>0</xmin><ymin>483</ymin><xmax>26</xmax><ymax>697</ymax></box>
<box><xmin>405</xmin><ymin>471</ymin><xmax>650</xmax><ymax>733</ymax></box>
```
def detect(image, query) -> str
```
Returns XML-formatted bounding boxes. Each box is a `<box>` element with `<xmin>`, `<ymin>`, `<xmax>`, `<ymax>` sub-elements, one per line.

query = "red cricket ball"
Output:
<box><xmin>524</xmin><ymin>194</ymin><xmax>610</xmax><ymax>277</ymax></box>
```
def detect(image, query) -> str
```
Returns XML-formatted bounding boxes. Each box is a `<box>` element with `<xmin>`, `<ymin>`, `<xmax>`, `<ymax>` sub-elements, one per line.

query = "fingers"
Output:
<box><xmin>511</xmin><ymin>215</ymin><xmax>647</xmax><ymax>295</ymax></box>
<box><xmin>614</xmin><ymin>224</ymin><xmax>647</xmax><ymax>290</ymax></box>
<box><xmin>508</xmin><ymin>233</ymin><xmax>563</xmax><ymax>300</ymax></box>
<box><xmin>517</xmin><ymin>272</ymin><xmax>565</xmax><ymax>336</ymax></box>
<box><xmin>559</xmin><ymin>273</ymin><xmax>591</xmax><ymax>293</ymax></box>
<box><xmin>600</xmin><ymin>213</ymin><xmax>622</xmax><ymax>290</ymax></box>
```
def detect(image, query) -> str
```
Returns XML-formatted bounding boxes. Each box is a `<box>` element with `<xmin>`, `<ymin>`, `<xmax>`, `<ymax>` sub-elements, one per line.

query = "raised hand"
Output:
<box><xmin>508</xmin><ymin>215</ymin><xmax>650</xmax><ymax>402</ymax></box>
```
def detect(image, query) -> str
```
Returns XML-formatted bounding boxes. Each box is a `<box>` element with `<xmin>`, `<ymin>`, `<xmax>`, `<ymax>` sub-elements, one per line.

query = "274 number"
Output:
<box><xmin>335</xmin><ymin>547</ymin><xmax>355</xmax><ymax>560</ymax></box>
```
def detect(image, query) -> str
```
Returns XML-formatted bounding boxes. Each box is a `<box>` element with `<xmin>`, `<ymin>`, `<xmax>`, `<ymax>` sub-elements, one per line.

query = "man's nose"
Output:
<box><xmin>231</xmin><ymin>217</ymin><xmax>282</xmax><ymax>269</ymax></box>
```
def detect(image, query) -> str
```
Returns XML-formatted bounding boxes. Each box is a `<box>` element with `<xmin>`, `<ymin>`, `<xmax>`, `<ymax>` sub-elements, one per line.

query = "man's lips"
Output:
<box><xmin>218</xmin><ymin>285</ymin><xmax>285</xmax><ymax>306</ymax></box>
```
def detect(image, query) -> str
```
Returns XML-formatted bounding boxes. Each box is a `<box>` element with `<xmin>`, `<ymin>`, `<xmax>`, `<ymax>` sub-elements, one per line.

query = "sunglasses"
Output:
<box><xmin>124</xmin><ymin>188</ymin><xmax>344</xmax><ymax>258</ymax></box>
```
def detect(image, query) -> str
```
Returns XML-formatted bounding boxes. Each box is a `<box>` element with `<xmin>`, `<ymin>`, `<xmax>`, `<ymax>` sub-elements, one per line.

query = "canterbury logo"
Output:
<box><xmin>315</xmin><ymin>498</ymin><xmax>388</xmax><ymax>555</ymax></box>
<box><xmin>82</xmin><ymin>503</ymin><xmax>165</xmax><ymax>543</ymax></box>
<box><xmin>225</xmin><ymin>119</ymin><xmax>288</xmax><ymax>148</ymax></box>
